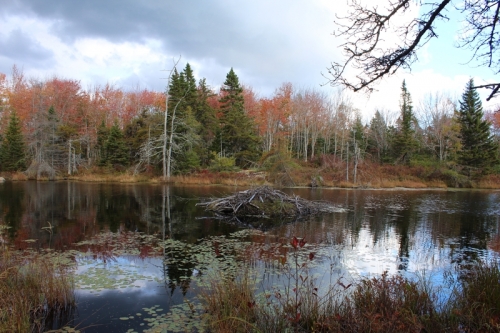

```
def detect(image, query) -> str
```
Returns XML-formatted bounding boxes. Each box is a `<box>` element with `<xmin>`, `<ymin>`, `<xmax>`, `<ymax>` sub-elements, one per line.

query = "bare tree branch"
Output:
<box><xmin>328</xmin><ymin>0</ymin><xmax>500</xmax><ymax>99</ymax></box>
<box><xmin>328</xmin><ymin>0</ymin><xmax>452</xmax><ymax>93</ymax></box>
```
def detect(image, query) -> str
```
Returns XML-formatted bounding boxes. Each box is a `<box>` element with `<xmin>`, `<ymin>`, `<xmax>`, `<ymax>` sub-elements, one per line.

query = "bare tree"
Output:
<box><xmin>328</xmin><ymin>0</ymin><xmax>500</xmax><ymax>100</ymax></box>
<box><xmin>162</xmin><ymin>57</ymin><xmax>181</xmax><ymax>181</ymax></box>
<box><xmin>418</xmin><ymin>92</ymin><xmax>459</xmax><ymax>161</ymax></box>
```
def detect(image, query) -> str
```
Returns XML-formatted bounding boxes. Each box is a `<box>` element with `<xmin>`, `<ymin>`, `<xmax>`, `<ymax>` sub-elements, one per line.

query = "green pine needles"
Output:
<box><xmin>0</xmin><ymin>111</ymin><xmax>26</xmax><ymax>171</ymax></box>
<box><xmin>457</xmin><ymin>79</ymin><xmax>499</xmax><ymax>175</ymax></box>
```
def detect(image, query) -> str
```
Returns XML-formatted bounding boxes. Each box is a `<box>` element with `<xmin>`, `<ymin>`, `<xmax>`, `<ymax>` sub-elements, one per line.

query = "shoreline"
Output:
<box><xmin>1</xmin><ymin>171</ymin><xmax>499</xmax><ymax>191</ymax></box>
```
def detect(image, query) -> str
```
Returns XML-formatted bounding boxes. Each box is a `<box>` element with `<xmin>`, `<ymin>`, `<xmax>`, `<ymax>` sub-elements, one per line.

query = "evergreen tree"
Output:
<box><xmin>393</xmin><ymin>80</ymin><xmax>418</xmax><ymax>164</ymax></box>
<box><xmin>457</xmin><ymin>79</ymin><xmax>498</xmax><ymax>174</ymax></box>
<box><xmin>183</xmin><ymin>63</ymin><xmax>198</xmax><ymax>110</ymax></box>
<box><xmin>103</xmin><ymin>123</ymin><xmax>129</xmax><ymax>166</ymax></box>
<box><xmin>368</xmin><ymin>110</ymin><xmax>389</xmax><ymax>163</ymax></box>
<box><xmin>124</xmin><ymin>110</ymin><xmax>164</xmax><ymax>168</ymax></box>
<box><xmin>166</xmin><ymin>64</ymin><xmax>201</xmax><ymax>173</ymax></box>
<box><xmin>45</xmin><ymin>105</ymin><xmax>65</xmax><ymax>169</ymax></box>
<box><xmin>195</xmin><ymin>78</ymin><xmax>218</xmax><ymax>166</ymax></box>
<box><xmin>351</xmin><ymin>116</ymin><xmax>367</xmax><ymax>153</ymax></box>
<box><xmin>0</xmin><ymin>111</ymin><xmax>26</xmax><ymax>171</ymax></box>
<box><xmin>96</xmin><ymin>120</ymin><xmax>109</xmax><ymax>166</ymax></box>
<box><xmin>218</xmin><ymin>68</ymin><xmax>260</xmax><ymax>167</ymax></box>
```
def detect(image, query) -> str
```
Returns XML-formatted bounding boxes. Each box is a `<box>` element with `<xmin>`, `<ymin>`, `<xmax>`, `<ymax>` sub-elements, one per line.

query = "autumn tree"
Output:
<box><xmin>0</xmin><ymin>111</ymin><xmax>26</xmax><ymax>171</ymax></box>
<box><xmin>457</xmin><ymin>79</ymin><xmax>498</xmax><ymax>174</ymax></box>
<box><xmin>218</xmin><ymin>68</ymin><xmax>260</xmax><ymax>167</ymax></box>
<box><xmin>329</xmin><ymin>0</ymin><xmax>500</xmax><ymax>100</ymax></box>
<box><xmin>419</xmin><ymin>92</ymin><xmax>459</xmax><ymax>162</ymax></box>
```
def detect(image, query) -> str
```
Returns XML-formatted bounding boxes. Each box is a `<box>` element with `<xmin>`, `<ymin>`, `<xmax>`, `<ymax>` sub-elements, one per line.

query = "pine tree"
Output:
<box><xmin>393</xmin><ymin>80</ymin><xmax>418</xmax><ymax>164</ymax></box>
<box><xmin>457</xmin><ymin>79</ymin><xmax>498</xmax><ymax>174</ymax></box>
<box><xmin>0</xmin><ymin>111</ymin><xmax>26</xmax><ymax>171</ymax></box>
<box><xmin>96</xmin><ymin>120</ymin><xmax>109</xmax><ymax>166</ymax></box>
<box><xmin>45</xmin><ymin>105</ymin><xmax>65</xmax><ymax>168</ymax></box>
<box><xmin>165</xmin><ymin>64</ymin><xmax>201</xmax><ymax>173</ymax></box>
<box><xmin>195</xmin><ymin>78</ymin><xmax>218</xmax><ymax>166</ymax></box>
<box><xmin>218</xmin><ymin>68</ymin><xmax>260</xmax><ymax>167</ymax></box>
<box><xmin>183</xmin><ymin>63</ymin><xmax>198</xmax><ymax>110</ymax></box>
<box><xmin>102</xmin><ymin>123</ymin><xmax>129</xmax><ymax>166</ymax></box>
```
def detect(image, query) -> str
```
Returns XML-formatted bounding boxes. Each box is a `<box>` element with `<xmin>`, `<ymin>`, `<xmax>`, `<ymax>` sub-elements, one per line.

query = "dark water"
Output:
<box><xmin>1</xmin><ymin>181</ymin><xmax>499</xmax><ymax>332</ymax></box>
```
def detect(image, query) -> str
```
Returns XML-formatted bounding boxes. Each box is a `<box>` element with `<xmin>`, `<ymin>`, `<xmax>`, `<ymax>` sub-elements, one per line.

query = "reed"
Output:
<box><xmin>452</xmin><ymin>261</ymin><xmax>500</xmax><ymax>331</ymax></box>
<box><xmin>0</xmin><ymin>248</ymin><xmax>75</xmax><ymax>332</ymax></box>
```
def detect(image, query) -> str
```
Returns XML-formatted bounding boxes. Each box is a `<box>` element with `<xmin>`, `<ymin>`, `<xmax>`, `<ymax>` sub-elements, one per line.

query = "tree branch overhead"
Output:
<box><xmin>328</xmin><ymin>0</ymin><xmax>500</xmax><ymax>99</ymax></box>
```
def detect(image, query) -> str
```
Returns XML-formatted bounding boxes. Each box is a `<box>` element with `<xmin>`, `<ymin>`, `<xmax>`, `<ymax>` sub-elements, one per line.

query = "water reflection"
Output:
<box><xmin>1</xmin><ymin>183</ymin><xmax>499</xmax><ymax>331</ymax></box>
<box><xmin>1</xmin><ymin>183</ymin><xmax>499</xmax><ymax>273</ymax></box>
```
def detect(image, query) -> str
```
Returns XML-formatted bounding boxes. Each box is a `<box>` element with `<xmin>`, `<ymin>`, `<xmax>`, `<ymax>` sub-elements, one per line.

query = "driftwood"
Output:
<box><xmin>196</xmin><ymin>186</ymin><xmax>342</xmax><ymax>218</ymax></box>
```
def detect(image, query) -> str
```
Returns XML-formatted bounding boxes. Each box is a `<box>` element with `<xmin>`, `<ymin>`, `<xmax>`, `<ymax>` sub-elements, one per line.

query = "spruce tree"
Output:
<box><xmin>0</xmin><ymin>111</ymin><xmax>26</xmax><ymax>171</ymax></box>
<box><xmin>195</xmin><ymin>78</ymin><xmax>218</xmax><ymax>166</ymax></box>
<box><xmin>102</xmin><ymin>123</ymin><xmax>129</xmax><ymax>167</ymax></box>
<box><xmin>218</xmin><ymin>68</ymin><xmax>260</xmax><ymax>167</ymax></box>
<box><xmin>457</xmin><ymin>79</ymin><xmax>498</xmax><ymax>174</ymax></box>
<box><xmin>96</xmin><ymin>120</ymin><xmax>109</xmax><ymax>166</ymax></box>
<box><xmin>166</xmin><ymin>64</ymin><xmax>201</xmax><ymax>173</ymax></box>
<box><xmin>393</xmin><ymin>80</ymin><xmax>418</xmax><ymax>164</ymax></box>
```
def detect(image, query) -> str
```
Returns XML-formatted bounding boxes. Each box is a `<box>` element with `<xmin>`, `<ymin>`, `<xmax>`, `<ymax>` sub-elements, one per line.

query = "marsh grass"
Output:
<box><xmin>200</xmin><ymin>236</ymin><xmax>500</xmax><ymax>333</ymax></box>
<box><xmin>0</xmin><ymin>248</ymin><xmax>75</xmax><ymax>332</ymax></box>
<box><xmin>452</xmin><ymin>261</ymin><xmax>500</xmax><ymax>331</ymax></box>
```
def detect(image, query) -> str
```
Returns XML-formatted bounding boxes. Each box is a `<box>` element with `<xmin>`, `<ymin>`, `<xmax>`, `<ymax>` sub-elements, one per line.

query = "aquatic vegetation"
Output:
<box><xmin>0</xmin><ymin>247</ymin><xmax>76</xmax><ymax>332</ymax></box>
<box><xmin>198</xmin><ymin>236</ymin><xmax>500</xmax><ymax>333</ymax></box>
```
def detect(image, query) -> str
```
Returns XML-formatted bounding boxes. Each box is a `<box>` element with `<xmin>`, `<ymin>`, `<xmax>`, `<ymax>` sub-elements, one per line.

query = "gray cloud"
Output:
<box><xmin>0</xmin><ymin>0</ymin><xmax>339</xmax><ymax>96</ymax></box>
<box><xmin>0</xmin><ymin>28</ymin><xmax>55</xmax><ymax>70</ymax></box>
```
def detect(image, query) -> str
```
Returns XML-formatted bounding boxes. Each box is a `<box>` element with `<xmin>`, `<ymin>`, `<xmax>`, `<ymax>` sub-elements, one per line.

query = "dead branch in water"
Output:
<box><xmin>196</xmin><ymin>186</ymin><xmax>343</xmax><ymax>218</ymax></box>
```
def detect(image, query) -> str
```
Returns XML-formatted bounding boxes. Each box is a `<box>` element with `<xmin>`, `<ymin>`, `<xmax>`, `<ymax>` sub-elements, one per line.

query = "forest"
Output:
<box><xmin>0</xmin><ymin>64</ymin><xmax>499</xmax><ymax>188</ymax></box>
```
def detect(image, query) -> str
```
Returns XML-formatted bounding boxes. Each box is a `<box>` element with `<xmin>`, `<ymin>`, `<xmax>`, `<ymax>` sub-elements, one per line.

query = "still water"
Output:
<box><xmin>0</xmin><ymin>181</ymin><xmax>499</xmax><ymax>332</ymax></box>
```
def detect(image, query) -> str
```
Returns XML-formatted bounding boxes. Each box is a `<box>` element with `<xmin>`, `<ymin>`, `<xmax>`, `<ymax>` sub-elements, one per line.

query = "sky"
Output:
<box><xmin>0</xmin><ymin>0</ymin><xmax>498</xmax><ymax>121</ymax></box>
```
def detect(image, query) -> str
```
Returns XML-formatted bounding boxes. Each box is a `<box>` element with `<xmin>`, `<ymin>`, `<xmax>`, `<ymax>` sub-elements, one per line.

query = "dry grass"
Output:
<box><xmin>10</xmin><ymin>172</ymin><xmax>27</xmax><ymax>181</ymax></box>
<box><xmin>0</xmin><ymin>248</ymin><xmax>75</xmax><ymax>332</ymax></box>
<box><xmin>69</xmin><ymin>172</ymin><xmax>149</xmax><ymax>183</ymax></box>
<box><xmin>200</xmin><ymin>271</ymin><xmax>259</xmax><ymax>333</ymax></box>
<box><xmin>170</xmin><ymin>171</ymin><xmax>268</xmax><ymax>187</ymax></box>
<box><xmin>476</xmin><ymin>174</ymin><xmax>500</xmax><ymax>189</ymax></box>
<box><xmin>337</xmin><ymin>181</ymin><xmax>356</xmax><ymax>188</ymax></box>
<box><xmin>426</xmin><ymin>180</ymin><xmax>448</xmax><ymax>188</ymax></box>
<box><xmin>200</xmin><ymin>238</ymin><xmax>500</xmax><ymax>333</ymax></box>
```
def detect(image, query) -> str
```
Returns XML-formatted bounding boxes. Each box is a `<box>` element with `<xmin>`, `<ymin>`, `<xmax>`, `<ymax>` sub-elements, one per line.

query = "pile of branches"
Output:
<box><xmin>197</xmin><ymin>186</ymin><xmax>341</xmax><ymax>218</ymax></box>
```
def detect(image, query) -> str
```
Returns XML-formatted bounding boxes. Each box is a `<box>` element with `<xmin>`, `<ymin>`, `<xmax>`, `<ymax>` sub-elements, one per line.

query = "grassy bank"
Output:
<box><xmin>3</xmin><ymin>159</ymin><xmax>500</xmax><ymax>189</ymax></box>
<box><xmin>0</xmin><ymin>247</ymin><xmax>75</xmax><ymax>332</ymax></box>
<box><xmin>200</xmin><ymin>239</ymin><xmax>500</xmax><ymax>333</ymax></box>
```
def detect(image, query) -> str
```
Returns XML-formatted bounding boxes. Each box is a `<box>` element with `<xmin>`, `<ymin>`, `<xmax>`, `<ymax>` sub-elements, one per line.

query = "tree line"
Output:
<box><xmin>0</xmin><ymin>64</ymin><xmax>498</xmax><ymax>181</ymax></box>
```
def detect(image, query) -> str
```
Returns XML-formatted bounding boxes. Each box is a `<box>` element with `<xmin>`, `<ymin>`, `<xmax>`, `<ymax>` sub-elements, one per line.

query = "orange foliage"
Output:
<box><xmin>252</xmin><ymin>83</ymin><xmax>293</xmax><ymax>151</ymax></box>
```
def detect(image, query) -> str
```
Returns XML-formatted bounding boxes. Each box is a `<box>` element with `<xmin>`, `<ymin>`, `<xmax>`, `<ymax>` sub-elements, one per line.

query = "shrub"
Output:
<box><xmin>209</xmin><ymin>154</ymin><xmax>238</xmax><ymax>172</ymax></box>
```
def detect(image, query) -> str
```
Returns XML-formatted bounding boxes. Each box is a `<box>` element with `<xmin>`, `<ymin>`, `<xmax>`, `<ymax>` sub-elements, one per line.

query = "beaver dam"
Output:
<box><xmin>196</xmin><ymin>186</ymin><xmax>344</xmax><ymax>220</ymax></box>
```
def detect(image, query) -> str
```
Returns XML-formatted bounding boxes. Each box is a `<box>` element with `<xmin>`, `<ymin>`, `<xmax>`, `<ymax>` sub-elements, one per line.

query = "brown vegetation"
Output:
<box><xmin>0</xmin><ymin>248</ymin><xmax>75</xmax><ymax>332</ymax></box>
<box><xmin>1</xmin><ymin>158</ymin><xmax>500</xmax><ymax>189</ymax></box>
<box><xmin>200</xmin><ymin>238</ymin><xmax>500</xmax><ymax>333</ymax></box>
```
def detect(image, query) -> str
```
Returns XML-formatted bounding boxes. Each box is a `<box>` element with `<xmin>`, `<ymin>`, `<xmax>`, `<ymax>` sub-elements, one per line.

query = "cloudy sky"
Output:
<box><xmin>0</xmin><ymin>0</ymin><xmax>498</xmax><ymax>120</ymax></box>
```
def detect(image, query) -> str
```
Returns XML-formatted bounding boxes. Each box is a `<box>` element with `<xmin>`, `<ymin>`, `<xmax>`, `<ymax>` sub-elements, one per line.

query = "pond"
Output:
<box><xmin>0</xmin><ymin>181</ymin><xmax>499</xmax><ymax>332</ymax></box>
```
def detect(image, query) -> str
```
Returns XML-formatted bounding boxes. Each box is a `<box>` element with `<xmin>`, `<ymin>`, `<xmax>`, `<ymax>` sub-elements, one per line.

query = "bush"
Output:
<box><xmin>209</xmin><ymin>154</ymin><xmax>238</xmax><ymax>172</ymax></box>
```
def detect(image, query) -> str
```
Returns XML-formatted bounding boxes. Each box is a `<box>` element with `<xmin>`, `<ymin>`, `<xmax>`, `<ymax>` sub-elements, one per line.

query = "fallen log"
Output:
<box><xmin>196</xmin><ymin>186</ymin><xmax>343</xmax><ymax>218</ymax></box>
